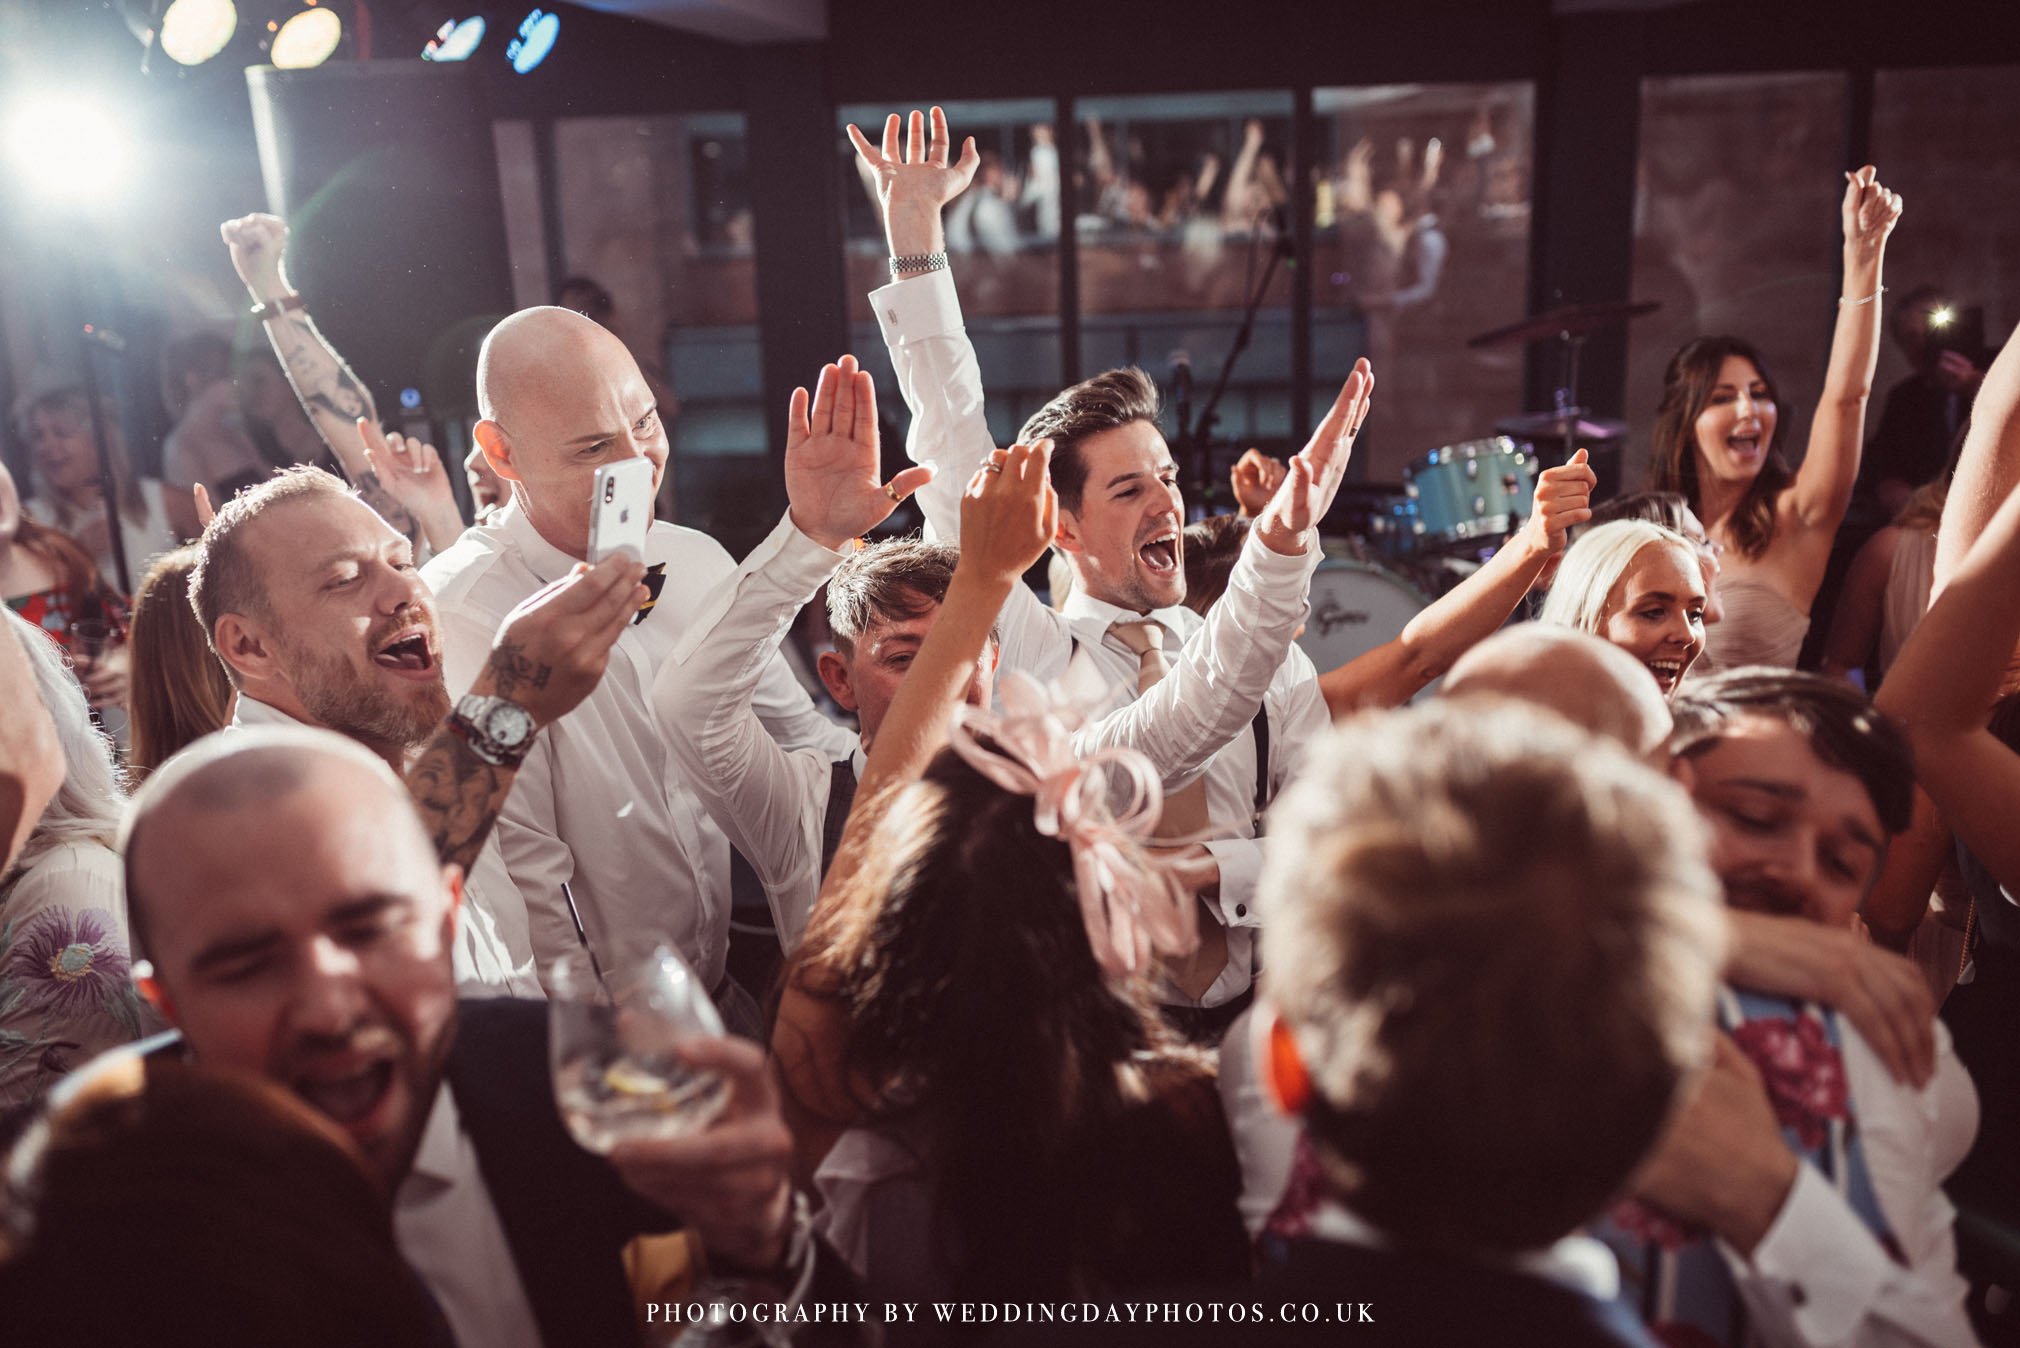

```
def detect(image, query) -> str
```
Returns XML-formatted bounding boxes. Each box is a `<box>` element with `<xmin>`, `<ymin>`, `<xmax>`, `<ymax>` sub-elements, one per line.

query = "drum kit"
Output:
<box><xmin>1298</xmin><ymin>298</ymin><xmax>1660</xmax><ymax>672</ymax></box>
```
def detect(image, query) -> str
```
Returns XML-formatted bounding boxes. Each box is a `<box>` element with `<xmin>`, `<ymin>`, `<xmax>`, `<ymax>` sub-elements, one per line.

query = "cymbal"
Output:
<box><xmin>1496</xmin><ymin>411</ymin><xmax>1629</xmax><ymax>440</ymax></box>
<box><xmin>1467</xmin><ymin>300</ymin><xmax>1662</xmax><ymax>350</ymax></box>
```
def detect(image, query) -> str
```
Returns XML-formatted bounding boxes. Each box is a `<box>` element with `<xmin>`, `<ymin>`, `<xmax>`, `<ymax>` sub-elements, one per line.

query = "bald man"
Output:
<box><xmin>424</xmin><ymin>309</ymin><xmax>854</xmax><ymax>1015</ymax></box>
<box><xmin>1444</xmin><ymin>624</ymin><xmax>1675</xmax><ymax>760</ymax></box>
<box><xmin>123</xmin><ymin>728</ymin><xmax>848</xmax><ymax>1348</ymax></box>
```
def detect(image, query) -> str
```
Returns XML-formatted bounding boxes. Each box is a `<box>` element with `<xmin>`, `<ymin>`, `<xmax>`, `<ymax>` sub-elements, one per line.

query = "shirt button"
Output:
<box><xmin>886</xmin><ymin>308</ymin><xmax>898</xmax><ymax>322</ymax></box>
<box><xmin>1789</xmin><ymin>1285</ymin><xmax>1807</xmax><ymax>1307</ymax></box>
<box><xmin>1235</xmin><ymin>904</ymin><xmax>1248</xmax><ymax>919</ymax></box>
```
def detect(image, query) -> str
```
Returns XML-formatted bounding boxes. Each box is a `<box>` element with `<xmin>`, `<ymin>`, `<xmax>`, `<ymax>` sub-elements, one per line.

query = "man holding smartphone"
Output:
<box><xmin>423</xmin><ymin>307</ymin><xmax>859</xmax><ymax>1029</ymax></box>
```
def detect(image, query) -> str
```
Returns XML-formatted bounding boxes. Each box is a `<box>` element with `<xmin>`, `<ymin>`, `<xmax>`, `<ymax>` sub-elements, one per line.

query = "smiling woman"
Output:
<box><xmin>1539</xmin><ymin>520</ymin><xmax>1708</xmax><ymax>699</ymax></box>
<box><xmin>1648</xmin><ymin>167</ymin><xmax>1904</xmax><ymax>673</ymax></box>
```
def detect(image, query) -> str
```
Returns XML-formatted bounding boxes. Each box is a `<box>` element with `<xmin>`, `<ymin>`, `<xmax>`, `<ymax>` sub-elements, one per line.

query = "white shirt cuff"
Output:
<box><xmin>870</xmin><ymin>268</ymin><xmax>965</xmax><ymax>348</ymax></box>
<box><xmin>1730</xmin><ymin>1162</ymin><xmax>1898</xmax><ymax>1346</ymax></box>
<box><xmin>1204</xmin><ymin>838</ymin><xmax>1264</xmax><ymax>928</ymax></box>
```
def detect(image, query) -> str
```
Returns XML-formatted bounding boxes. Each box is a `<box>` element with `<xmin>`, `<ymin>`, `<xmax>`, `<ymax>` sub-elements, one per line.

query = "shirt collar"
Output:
<box><xmin>230</xmin><ymin>693</ymin><xmax>303</xmax><ymax>730</ymax></box>
<box><xmin>1059</xmin><ymin>587</ymin><xmax>1198</xmax><ymax>645</ymax></box>
<box><xmin>1308</xmin><ymin>1201</ymin><xmax>1619</xmax><ymax>1300</ymax></box>
<box><xmin>403</xmin><ymin>1081</ymin><xmax>464</xmax><ymax>1189</ymax></box>
<box><xmin>496</xmin><ymin>498</ymin><xmax>580</xmax><ymax>588</ymax></box>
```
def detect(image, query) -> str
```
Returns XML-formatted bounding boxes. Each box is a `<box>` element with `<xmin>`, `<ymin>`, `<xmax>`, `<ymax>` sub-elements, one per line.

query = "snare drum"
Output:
<box><xmin>1296</xmin><ymin>559</ymin><xmax>1430</xmax><ymax>672</ymax></box>
<box><xmin>1406</xmin><ymin>437</ymin><xmax>1538</xmax><ymax>549</ymax></box>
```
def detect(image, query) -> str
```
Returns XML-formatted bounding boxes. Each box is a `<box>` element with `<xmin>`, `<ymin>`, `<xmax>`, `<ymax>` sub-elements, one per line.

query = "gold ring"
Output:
<box><xmin>884</xmin><ymin>481</ymin><xmax>900</xmax><ymax>502</ymax></box>
<box><xmin>983</xmin><ymin>463</ymin><xmax>1004</xmax><ymax>475</ymax></box>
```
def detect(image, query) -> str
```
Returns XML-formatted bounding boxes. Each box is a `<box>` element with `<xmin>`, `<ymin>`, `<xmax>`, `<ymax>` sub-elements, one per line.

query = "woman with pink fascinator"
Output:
<box><xmin>772</xmin><ymin>438</ymin><xmax>1247</xmax><ymax>1312</ymax></box>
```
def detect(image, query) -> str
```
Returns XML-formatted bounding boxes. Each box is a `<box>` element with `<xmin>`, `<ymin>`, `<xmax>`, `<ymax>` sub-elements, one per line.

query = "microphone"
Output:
<box><xmin>1167</xmin><ymin>350</ymin><xmax>1193</xmax><ymax>407</ymax></box>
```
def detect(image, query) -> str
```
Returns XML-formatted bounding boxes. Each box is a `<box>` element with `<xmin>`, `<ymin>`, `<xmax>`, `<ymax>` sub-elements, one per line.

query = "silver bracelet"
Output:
<box><xmin>889</xmin><ymin>251</ymin><xmax>948</xmax><ymax>277</ymax></box>
<box><xmin>1839</xmin><ymin>285</ymin><xmax>1887</xmax><ymax>307</ymax></box>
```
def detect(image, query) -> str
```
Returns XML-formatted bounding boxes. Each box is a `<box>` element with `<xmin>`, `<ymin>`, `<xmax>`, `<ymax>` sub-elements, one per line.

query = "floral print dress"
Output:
<box><xmin>0</xmin><ymin>840</ymin><xmax>158</xmax><ymax>1109</ymax></box>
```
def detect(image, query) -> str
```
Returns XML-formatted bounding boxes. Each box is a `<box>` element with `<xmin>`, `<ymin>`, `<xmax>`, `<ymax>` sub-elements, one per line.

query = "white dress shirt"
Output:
<box><xmin>874</xmin><ymin>267</ymin><xmax>1330</xmax><ymax>1005</ymax></box>
<box><xmin>394</xmin><ymin>1083</ymin><xmax>543</xmax><ymax>1348</ymax></box>
<box><xmin>654</xmin><ymin>512</ymin><xmax>1317</xmax><ymax>966</ymax></box>
<box><xmin>423</xmin><ymin>502</ymin><xmax>854</xmax><ymax>992</ymax></box>
<box><xmin>226</xmin><ymin>694</ymin><xmax>542</xmax><ymax>998</ymax></box>
<box><xmin>1724</xmin><ymin>1018</ymin><xmax>1980</xmax><ymax>1348</ymax></box>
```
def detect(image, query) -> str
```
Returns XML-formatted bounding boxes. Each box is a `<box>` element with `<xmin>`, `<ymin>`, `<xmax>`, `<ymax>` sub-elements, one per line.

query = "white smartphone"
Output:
<box><xmin>588</xmin><ymin>457</ymin><xmax>654</xmax><ymax>565</ymax></box>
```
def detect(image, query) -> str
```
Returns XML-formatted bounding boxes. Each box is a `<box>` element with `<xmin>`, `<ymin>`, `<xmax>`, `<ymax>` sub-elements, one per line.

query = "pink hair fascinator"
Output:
<box><xmin>946</xmin><ymin>672</ymin><xmax>1200</xmax><ymax>979</ymax></box>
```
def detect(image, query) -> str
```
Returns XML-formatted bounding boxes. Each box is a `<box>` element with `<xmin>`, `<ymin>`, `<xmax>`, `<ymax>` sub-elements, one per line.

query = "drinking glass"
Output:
<box><xmin>548</xmin><ymin>938</ymin><xmax>730</xmax><ymax>1153</ymax></box>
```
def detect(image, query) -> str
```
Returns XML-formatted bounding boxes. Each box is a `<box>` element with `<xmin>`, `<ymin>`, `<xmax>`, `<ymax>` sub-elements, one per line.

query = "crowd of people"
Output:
<box><xmin>0</xmin><ymin>102</ymin><xmax>2015</xmax><ymax>1347</ymax></box>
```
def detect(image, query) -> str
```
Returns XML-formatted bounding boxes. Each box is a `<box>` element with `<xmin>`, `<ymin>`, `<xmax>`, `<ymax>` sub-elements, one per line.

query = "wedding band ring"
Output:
<box><xmin>984</xmin><ymin>463</ymin><xmax>1004</xmax><ymax>475</ymax></box>
<box><xmin>884</xmin><ymin>481</ymin><xmax>900</xmax><ymax>501</ymax></box>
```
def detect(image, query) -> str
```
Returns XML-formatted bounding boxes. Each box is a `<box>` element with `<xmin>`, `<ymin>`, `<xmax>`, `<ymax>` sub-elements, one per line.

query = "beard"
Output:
<box><xmin>280</xmin><ymin>637</ymin><xmax>450</xmax><ymax>754</ymax></box>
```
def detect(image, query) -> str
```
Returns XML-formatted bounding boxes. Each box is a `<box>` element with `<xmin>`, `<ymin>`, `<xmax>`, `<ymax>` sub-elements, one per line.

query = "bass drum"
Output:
<box><xmin>1296</xmin><ymin>558</ymin><xmax>1430</xmax><ymax>671</ymax></box>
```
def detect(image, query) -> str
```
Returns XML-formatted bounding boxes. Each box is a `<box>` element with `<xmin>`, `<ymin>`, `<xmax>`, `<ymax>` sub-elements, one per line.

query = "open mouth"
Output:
<box><xmin>372</xmin><ymin>627</ymin><xmax>437</xmax><ymax>679</ymax></box>
<box><xmin>1137</xmin><ymin>531</ymin><xmax>1179</xmax><ymax>577</ymax></box>
<box><xmin>1726</xmin><ymin>433</ymin><xmax>1761</xmax><ymax>460</ymax></box>
<box><xmin>1646</xmin><ymin>657</ymin><xmax>1687</xmax><ymax>693</ymax></box>
<box><xmin>295</xmin><ymin>1059</ymin><xmax>395</xmax><ymax>1128</ymax></box>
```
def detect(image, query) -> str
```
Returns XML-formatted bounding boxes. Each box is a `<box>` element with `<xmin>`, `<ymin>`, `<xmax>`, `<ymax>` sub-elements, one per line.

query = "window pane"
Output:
<box><xmin>837</xmin><ymin>99</ymin><xmax>1060</xmax><ymax>447</ymax></box>
<box><xmin>1628</xmin><ymin>73</ymin><xmax>1847</xmax><ymax>483</ymax></box>
<box><xmin>554</xmin><ymin>114</ymin><xmax>764</xmax><ymax>546</ymax></box>
<box><xmin>1870</xmin><ymin>65</ymin><xmax>2020</xmax><ymax>403</ymax></box>
<box><xmin>1313</xmin><ymin>82</ymin><xmax>1535</xmax><ymax>482</ymax></box>
<box><xmin>1073</xmin><ymin>91</ymin><xmax>1296</xmax><ymax>482</ymax></box>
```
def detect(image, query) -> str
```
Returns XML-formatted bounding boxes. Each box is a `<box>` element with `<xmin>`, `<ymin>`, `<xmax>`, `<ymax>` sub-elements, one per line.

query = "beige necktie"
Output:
<box><xmin>1109</xmin><ymin>619</ymin><xmax>1226</xmax><ymax>1002</ymax></box>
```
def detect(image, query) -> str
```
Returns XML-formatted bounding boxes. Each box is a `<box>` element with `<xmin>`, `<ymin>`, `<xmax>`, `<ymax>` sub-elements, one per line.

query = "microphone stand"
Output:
<box><xmin>65</xmin><ymin>243</ymin><xmax>133</xmax><ymax>596</ymax></box>
<box><xmin>1184</xmin><ymin>209</ymin><xmax>1292</xmax><ymax>517</ymax></box>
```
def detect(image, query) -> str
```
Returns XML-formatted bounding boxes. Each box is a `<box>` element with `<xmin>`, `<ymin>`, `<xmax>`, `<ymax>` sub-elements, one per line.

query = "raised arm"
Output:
<box><xmin>1320</xmin><ymin>449</ymin><xmax>1594</xmax><ymax>715</ymax></box>
<box><xmin>405</xmin><ymin>555</ymin><xmax>646</xmax><ymax>876</ymax></box>
<box><xmin>773</xmin><ymin>441</ymin><xmax>1053</xmax><ymax>1180</ymax></box>
<box><xmin>1877</xmin><ymin>470</ymin><xmax>2020</xmax><ymax>892</ymax></box>
<box><xmin>655</xmin><ymin>356</ymin><xmax>929</xmax><ymax>945</ymax></box>
<box><xmin>219</xmin><ymin>213</ymin><xmax>423</xmax><ymax>549</ymax></box>
<box><xmin>849</xmin><ymin>108</ymin><xmax>993</xmax><ymax>544</ymax></box>
<box><xmin>1935</xmin><ymin>321</ymin><xmax>2020</xmax><ymax>590</ymax></box>
<box><xmin>1787</xmin><ymin>168</ymin><xmax>1902</xmax><ymax>536</ymax></box>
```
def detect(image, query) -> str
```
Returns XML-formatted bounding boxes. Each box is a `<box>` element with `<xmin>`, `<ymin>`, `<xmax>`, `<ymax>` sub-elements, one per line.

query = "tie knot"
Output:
<box><xmin>1108</xmin><ymin>620</ymin><xmax>1165</xmax><ymax>658</ymax></box>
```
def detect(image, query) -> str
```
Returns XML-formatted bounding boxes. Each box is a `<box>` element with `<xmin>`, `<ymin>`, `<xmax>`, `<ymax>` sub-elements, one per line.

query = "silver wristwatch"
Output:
<box><xmin>888</xmin><ymin>251</ymin><xmax>949</xmax><ymax>277</ymax></box>
<box><xmin>451</xmin><ymin>694</ymin><xmax>536</xmax><ymax>768</ymax></box>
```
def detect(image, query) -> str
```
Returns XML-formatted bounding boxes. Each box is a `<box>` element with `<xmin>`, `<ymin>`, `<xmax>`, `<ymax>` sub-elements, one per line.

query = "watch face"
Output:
<box><xmin>485</xmin><ymin>701</ymin><xmax>535</xmax><ymax>747</ymax></box>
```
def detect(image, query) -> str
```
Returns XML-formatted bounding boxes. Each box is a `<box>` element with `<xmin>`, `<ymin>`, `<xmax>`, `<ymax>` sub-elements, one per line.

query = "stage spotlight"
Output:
<box><xmin>5</xmin><ymin>95</ymin><xmax>132</xmax><ymax>208</ymax></box>
<box><xmin>158</xmin><ymin>0</ymin><xmax>238</xmax><ymax>66</ymax></box>
<box><xmin>423</xmin><ymin>16</ymin><xmax>487</xmax><ymax>62</ymax></box>
<box><xmin>1930</xmin><ymin>306</ymin><xmax>1956</xmax><ymax>329</ymax></box>
<box><xmin>271</xmin><ymin>6</ymin><xmax>342</xmax><ymax>68</ymax></box>
<box><xmin>506</xmin><ymin>9</ymin><xmax>560</xmax><ymax>74</ymax></box>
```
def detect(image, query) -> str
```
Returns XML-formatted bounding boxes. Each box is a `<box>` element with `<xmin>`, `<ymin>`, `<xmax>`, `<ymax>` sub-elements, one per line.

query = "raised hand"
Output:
<box><xmin>472</xmin><ymin>555</ymin><xmax>648</xmax><ymax>729</ymax></box>
<box><xmin>959</xmin><ymin>440</ymin><xmax>1057</xmax><ymax>586</ymax></box>
<box><xmin>608</xmin><ymin>1034</ymin><xmax>796</xmax><ymax>1271</ymax></box>
<box><xmin>1252</xmin><ymin>359</ymin><xmax>1375</xmax><ymax>555</ymax></box>
<box><xmin>845</xmin><ymin>106</ymin><xmax>981</xmax><ymax>257</ymax></box>
<box><xmin>1628</xmin><ymin>1033</ymin><xmax>1799</xmax><ymax>1258</ymax></box>
<box><xmin>219</xmin><ymin>212</ymin><xmax>291</xmax><ymax>302</ymax></box>
<box><xmin>1840</xmin><ymin>165</ymin><xmax>1902</xmax><ymax>262</ymax></box>
<box><xmin>1521</xmin><ymin>448</ymin><xmax>1597</xmax><ymax>557</ymax></box>
<box><xmin>1230</xmin><ymin>448</ymin><xmax>1288</xmax><ymax>519</ymax></box>
<box><xmin>784</xmin><ymin>355</ymin><xmax>932</xmax><ymax>551</ymax></box>
<box><xmin>357</xmin><ymin>418</ymin><xmax>465</xmax><ymax>553</ymax></box>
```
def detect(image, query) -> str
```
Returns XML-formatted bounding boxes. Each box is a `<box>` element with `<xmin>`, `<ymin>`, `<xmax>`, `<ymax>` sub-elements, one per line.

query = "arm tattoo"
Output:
<box><xmin>406</xmin><ymin>725</ymin><xmax>511</xmax><ymax>874</ymax></box>
<box><xmin>355</xmin><ymin>469</ymin><xmax>423</xmax><ymax>540</ymax></box>
<box><xmin>485</xmin><ymin>640</ymin><xmax>552</xmax><ymax>700</ymax></box>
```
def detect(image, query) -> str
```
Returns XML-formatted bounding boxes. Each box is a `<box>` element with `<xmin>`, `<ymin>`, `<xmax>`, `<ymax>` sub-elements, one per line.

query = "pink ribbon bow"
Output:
<box><xmin>946</xmin><ymin>673</ymin><xmax>1200</xmax><ymax>979</ymax></box>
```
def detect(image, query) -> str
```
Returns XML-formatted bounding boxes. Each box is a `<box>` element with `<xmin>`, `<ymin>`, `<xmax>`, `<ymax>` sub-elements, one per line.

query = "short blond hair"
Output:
<box><xmin>1260</xmin><ymin>699</ymin><xmax>1725</xmax><ymax>1254</ymax></box>
<box><xmin>187</xmin><ymin>466</ymin><xmax>356</xmax><ymax>686</ymax></box>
